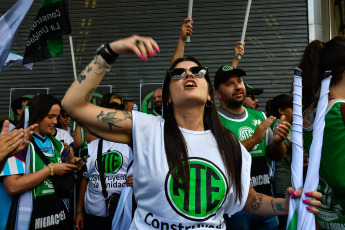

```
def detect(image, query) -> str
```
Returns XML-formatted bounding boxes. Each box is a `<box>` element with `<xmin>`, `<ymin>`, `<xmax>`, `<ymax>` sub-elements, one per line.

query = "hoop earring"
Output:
<box><xmin>205</xmin><ymin>100</ymin><xmax>213</xmax><ymax>107</ymax></box>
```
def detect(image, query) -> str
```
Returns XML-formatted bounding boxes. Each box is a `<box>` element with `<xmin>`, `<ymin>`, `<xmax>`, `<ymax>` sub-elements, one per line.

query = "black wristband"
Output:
<box><xmin>106</xmin><ymin>43</ymin><xmax>119</xmax><ymax>58</ymax></box>
<box><xmin>96</xmin><ymin>44</ymin><xmax>116</xmax><ymax>65</ymax></box>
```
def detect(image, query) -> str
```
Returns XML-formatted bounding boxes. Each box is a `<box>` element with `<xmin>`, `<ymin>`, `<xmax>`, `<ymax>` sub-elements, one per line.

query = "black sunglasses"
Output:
<box><xmin>168</xmin><ymin>66</ymin><xmax>208</xmax><ymax>79</ymax></box>
<box><xmin>104</xmin><ymin>102</ymin><xmax>125</xmax><ymax>110</ymax></box>
<box><xmin>249</xmin><ymin>95</ymin><xmax>257</xmax><ymax>100</ymax></box>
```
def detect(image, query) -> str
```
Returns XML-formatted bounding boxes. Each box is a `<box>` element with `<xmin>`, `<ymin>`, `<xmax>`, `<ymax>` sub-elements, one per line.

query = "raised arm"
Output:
<box><xmin>231</xmin><ymin>41</ymin><xmax>245</xmax><ymax>68</ymax></box>
<box><xmin>170</xmin><ymin>18</ymin><xmax>193</xmax><ymax>66</ymax></box>
<box><xmin>62</xmin><ymin>35</ymin><xmax>159</xmax><ymax>144</ymax></box>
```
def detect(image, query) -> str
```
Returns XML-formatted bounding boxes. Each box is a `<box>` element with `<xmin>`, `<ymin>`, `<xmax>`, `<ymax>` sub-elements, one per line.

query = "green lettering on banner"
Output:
<box><xmin>165</xmin><ymin>158</ymin><xmax>227</xmax><ymax>221</ymax></box>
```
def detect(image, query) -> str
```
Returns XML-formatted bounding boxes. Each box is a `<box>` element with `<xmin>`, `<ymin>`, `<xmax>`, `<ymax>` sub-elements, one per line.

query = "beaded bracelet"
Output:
<box><xmin>48</xmin><ymin>164</ymin><xmax>54</xmax><ymax>176</ymax></box>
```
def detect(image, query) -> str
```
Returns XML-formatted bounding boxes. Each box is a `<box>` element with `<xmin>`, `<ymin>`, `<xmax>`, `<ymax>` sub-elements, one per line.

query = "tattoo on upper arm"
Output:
<box><xmin>122</xmin><ymin>111</ymin><xmax>132</xmax><ymax>120</ymax></box>
<box><xmin>250</xmin><ymin>194</ymin><xmax>263</xmax><ymax>210</ymax></box>
<box><xmin>77</xmin><ymin>72</ymin><xmax>86</xmax><ymax>84</ymax></box>
<box><xmin>85</xmin><ymin>88</ymin><xmax>96</xmax><ymax>102</ymax></box>
<box><xmin>96</xmin><ymin>110</ymin><xmax>124</xmax><ymax>131</ymax></box>
<box><xmin>76</xmin><ymin>121</ymin><xmax>102</xmax><ymax>138</ymax></box>
<box><xmin>271</xmin><ymin>199</ymin><xmax>283</xmax><ymax>213</ymax></box>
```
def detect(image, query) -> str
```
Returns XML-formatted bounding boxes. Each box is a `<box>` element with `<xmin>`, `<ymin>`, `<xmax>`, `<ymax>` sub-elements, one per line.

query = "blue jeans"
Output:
<box><xmin>225</xmin><ymin>210</ymin><xmax>279</xmax><ymax>230</ymax></box>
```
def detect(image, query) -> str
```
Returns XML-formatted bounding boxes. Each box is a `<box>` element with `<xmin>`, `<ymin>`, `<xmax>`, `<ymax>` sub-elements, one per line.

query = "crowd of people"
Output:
<box><xmin>0</xmin><ymin>17</ymin><xmax>344</xmax><ymax>230</ymax></box>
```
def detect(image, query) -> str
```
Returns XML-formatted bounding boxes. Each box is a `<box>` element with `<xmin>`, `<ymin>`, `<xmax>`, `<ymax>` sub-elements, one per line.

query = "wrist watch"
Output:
<box><xmin>96</xmin><ymin>44</ymin><xmax>118</xmax><ymax>64</ymax></box>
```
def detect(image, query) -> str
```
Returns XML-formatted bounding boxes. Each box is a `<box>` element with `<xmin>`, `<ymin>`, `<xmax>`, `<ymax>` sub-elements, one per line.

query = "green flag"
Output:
<box><xmin>23</xmin><ymin>0</ymin><xmax>71</xmax><ymax>64</ymax></box>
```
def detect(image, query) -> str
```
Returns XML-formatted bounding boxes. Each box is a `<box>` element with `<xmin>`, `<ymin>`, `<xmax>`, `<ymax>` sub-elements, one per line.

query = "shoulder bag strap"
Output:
<box><xmin>97</xmin><ymin>139</ymin><xmax>109</xmax><ymax>201</ymax></box>
<box><xmin>31</xmin><ymin>139</ymin><xmax>51</xmax><ymax>166</ymax></box>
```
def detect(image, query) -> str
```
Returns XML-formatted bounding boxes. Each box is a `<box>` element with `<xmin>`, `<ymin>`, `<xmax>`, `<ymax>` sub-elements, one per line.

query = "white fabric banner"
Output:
<box><xmin>286</xmin><ymin>68</ymin><xmax>304</xmax><ymax>230</ymax></box>
<box><xmin>297</xmin><ymin>71</ymin><xmax>332</xmax><ymax>229</ymax></box>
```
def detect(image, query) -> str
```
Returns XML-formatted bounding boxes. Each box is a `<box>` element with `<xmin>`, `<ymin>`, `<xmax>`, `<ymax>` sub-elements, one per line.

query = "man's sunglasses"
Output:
<box><xmin>168</xmin><ymin>66</ymin><xmax>208</xmax><ymax>79</ymax></box>
<box><xmin>249</xmin><ymin>95</ymin><xmax>256</xmax><ymax>100</ymax></box>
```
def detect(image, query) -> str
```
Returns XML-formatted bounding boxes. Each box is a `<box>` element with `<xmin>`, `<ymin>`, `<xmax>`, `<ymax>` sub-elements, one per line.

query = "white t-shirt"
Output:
<box><xmin>54</xmin><ymin>128</ymin><xmax>74</xmax><ymax>146</ymax></box>
<box><xmin>130</xmin><ymin>111</ymin><xmax>251</xmax><ymax>230</ymax></box>
<box><xmin>84</xmin><ymin>139</ymin><xmax>132</xmax><ymax>217</ymax></box>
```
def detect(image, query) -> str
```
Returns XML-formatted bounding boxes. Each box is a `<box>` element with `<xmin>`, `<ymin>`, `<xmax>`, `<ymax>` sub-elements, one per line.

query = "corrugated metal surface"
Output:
<box><xmin>0</xmin><ymin>0</ymin><xmax>308</xmax><ymax>115</ymax></box>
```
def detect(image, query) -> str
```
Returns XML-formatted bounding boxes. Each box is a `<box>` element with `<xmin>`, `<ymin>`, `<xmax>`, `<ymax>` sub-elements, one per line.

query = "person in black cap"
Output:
<box><xmin>243</xmin><ymin>83</ymin><xmax>263</xmax><ymax>110</ymax></box>
<box><xmin>214</xmin><ymin>65</ymin><xmax>292</xmax><ymax>230</ymax></box>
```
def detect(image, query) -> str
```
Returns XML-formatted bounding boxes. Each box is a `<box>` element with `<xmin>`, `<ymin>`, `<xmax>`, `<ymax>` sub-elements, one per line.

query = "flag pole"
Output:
<box><xmin>69</xmin><ymin>34</ymin><xmax>77</xmax><ymax>81</ymax></box>
<box><xmin>238</xmin><ymin>0</ymin><xmax>252</xmax><ymax>60</ymax></box>
<box><xmin>286</xmin><ymin>68</ymin><xmax>304</xmax><ymax>230</ymax></box>
<box><xmin>186</xmin><ymin>0</ymin><xmax>193</xmax><ymax>43</ymax></box>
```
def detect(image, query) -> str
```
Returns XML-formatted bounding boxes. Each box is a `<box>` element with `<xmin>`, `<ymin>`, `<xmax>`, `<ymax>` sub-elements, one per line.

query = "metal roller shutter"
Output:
<box><xmin>0</xmin><ymin>0</ymin><xmax>308</xmax><ymax>115</ymax></box>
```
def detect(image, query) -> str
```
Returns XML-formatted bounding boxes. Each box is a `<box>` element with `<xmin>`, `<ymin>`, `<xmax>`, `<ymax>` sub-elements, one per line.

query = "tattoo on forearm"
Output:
<box><xmin>87</xmin><ymin>66</ymin><xmax>92</xmax><ymax>73</ymax></box>
<box><xmin>250</xmin><ymin>194</ymin><xmax>263</xmax><ymax>210</ymax></box>
<box><xmin>276</xmin><ymin>203</ymin><xmax>283</xmax><ymax>212</ymax></box>
<box><xmin>122</xmin><ymin>111</ymin><xmax>132</xmax><ymax>120</ymax></box>
<box><xmin>85</xmin><ymin>88</ymin><xmax>96</xmax><ymax>102</ymax></box>
<box><xmin>271</xmin><ymin>200</ymin><xmax>276</xmax><ymax>213</ymax></box>
<box><xmin>271</xmin><ymin>199</ymin><xmax>284</xmax><ymax>213</ymax></box>
<box><xmin>96</xmin><ymin>111</ymin><xmax>123</xmax><ymax>131</ymax></box>
<box><xmin>77</xmin><ymin>72</ymin><xmax>86</xmax><ymax>84</ymax></box>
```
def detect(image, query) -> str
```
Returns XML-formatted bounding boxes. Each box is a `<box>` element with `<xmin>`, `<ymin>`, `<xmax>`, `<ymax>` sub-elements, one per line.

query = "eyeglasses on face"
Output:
<box><xmin>249</xmin><ymin>95</ymin><xmax>257</xmax><ymax>100</ymax></box>
<box><xmin>168</xmin><ymin>66</ymin><xmax>208</xmax><ymax>79</ymax></box>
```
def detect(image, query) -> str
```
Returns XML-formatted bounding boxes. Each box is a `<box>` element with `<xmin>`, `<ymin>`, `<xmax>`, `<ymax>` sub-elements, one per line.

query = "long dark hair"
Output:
<box><xmin>299</xmin><ymin>36</ymin><xmax>345</xmax><ymax>108</ymax></box>
<box><xmin>28</xmin><ymin>94</ymin><xmax>61</xmax><ymax>126</ymax></box>
<box><xmin>162</xmin><ymin>56</ymin><xmax>243</xmax><ymax>201</ymax></box>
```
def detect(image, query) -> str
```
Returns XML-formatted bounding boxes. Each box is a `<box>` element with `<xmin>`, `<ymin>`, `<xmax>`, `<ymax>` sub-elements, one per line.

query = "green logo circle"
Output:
<box><xmin>165</xmin><ymin>157</ymin><xmax>228</xmax><ymax>221</ymax></box>
<box><xmin>222</xmin><ymin>66</ymin><xmax>233</xmax><ymax>71</ymax></box>
<box><xmin>96</xmin><ymin>151</ymin><xmax>123</xmax><ymax>174</ymax></box>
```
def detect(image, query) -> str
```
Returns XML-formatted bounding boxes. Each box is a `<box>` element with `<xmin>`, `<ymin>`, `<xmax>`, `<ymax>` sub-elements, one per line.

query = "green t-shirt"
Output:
<box><xmin>30</xmin><ymin>135</ymin><xmax>63</xmax><ymax>197</ymax></box>
<box><xmin>313</xmin><ymin>101</ymin><xmax>345</xmax><ymax>229</ymax></box>
<box><xmin>219</xmin><ymin>107</ymin><xmax>273</xmax><ymax>196</ymax></box>
<box><xmin>270</xmin><ymin>119</ymin><xmax>293</xmax><ymax>195</ymax></box>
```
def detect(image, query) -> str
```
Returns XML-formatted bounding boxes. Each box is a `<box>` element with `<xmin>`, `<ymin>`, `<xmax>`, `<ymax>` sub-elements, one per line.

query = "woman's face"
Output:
<box><xmin>35</xmin><ymin>104</ymin><xmax>61</xmax><ymax>136</ymax></box>
<box><xmin>169</xmin><ymin>61</ymin><xmax>211</xmax><ymax>107</ymax></box>
<box><xmin>59</xmin><ymin>112</ymin><xmax>71</xmax><ymax>128</ymax></box>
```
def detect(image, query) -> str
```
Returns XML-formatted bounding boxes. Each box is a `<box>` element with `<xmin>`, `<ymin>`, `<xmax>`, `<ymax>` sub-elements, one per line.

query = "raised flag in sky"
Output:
<box><xmin>5</xmin><ymin>50</ymin><xmax>33</xmax><ymax>70</ymax></box>
<box><xmin>23</xmin><ymin>0</ymin><xmax>71</xmax><ymax>65</ymax></box>
<box><xmin>0</xmin><ymin>0</ymin><xmax>34</xmax><ymax>72</ymax></box>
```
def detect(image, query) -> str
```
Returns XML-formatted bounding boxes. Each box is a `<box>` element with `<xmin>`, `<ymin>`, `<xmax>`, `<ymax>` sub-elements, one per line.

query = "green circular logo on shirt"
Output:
<box><xmin>96</xmin><ymin>151</ymin><xmax>123</xmax><ymax>174</ymax></box>
<box><xmin>164</xmin><ymin>157</ymin><xmax>228</xmax><ymax>221</ymax></box>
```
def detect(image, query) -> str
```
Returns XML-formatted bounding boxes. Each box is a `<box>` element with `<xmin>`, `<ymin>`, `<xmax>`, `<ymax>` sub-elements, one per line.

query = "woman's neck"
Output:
<box><xmin>33</xmin><ymin>128</ymin><xmax>46</xmax><ymax>138</ymax></box>
<box><xmin>173</xmin><ymin>106</ymin><xmax>205</xmax><ymax>131</ymax></box>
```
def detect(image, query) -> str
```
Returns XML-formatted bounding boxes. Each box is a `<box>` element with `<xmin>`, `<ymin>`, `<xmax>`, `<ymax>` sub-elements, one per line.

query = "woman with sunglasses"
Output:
<box><xmin>62</xmin><ymin>35</ymin><xmax>320</xmax><ymax>229</ymax></box>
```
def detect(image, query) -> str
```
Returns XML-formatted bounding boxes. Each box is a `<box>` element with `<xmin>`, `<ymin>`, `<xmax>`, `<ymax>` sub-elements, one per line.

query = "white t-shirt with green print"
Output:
<box><xmin>130</xmin><ymin>111</ymin><xmax>251</xmax><ymax>230</ymax></box>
